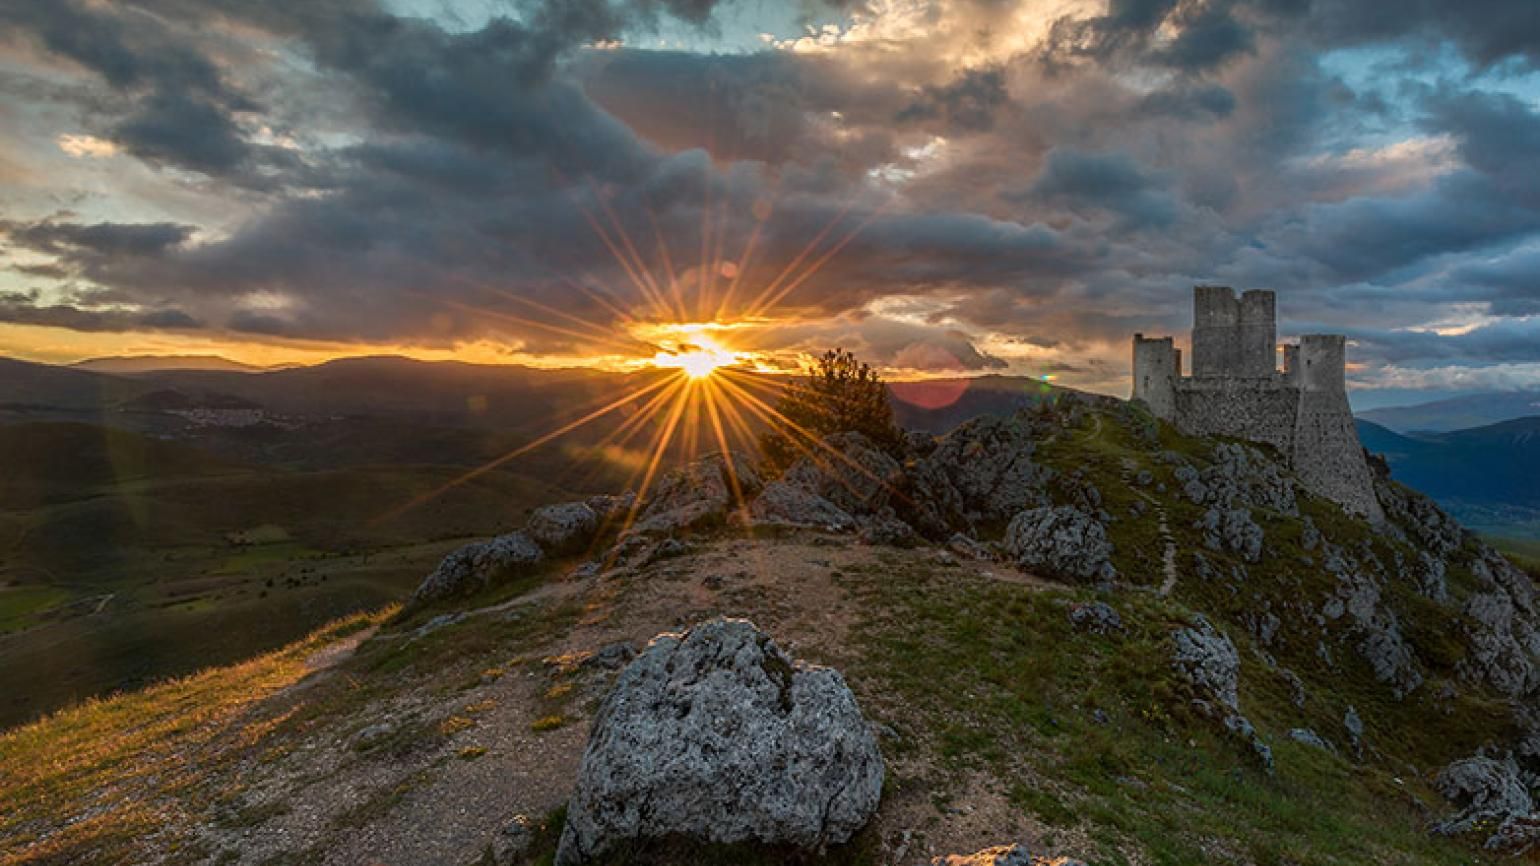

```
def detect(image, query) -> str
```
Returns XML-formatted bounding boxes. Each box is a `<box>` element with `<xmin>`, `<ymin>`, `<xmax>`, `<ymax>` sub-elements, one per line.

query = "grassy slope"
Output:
<box><xmin>2</xmin><ymin>403</ymin><xmax>1531</xmax><ymax>865</ymax></box>
<box><xmin>0</xmin><ymin>423</ymin><xmax>629</xmax><ymax>728</ymax></box>
<box><xmin>0</xmin><ymin>609</ymin><xmax>393</xmax><ymax>865</ymax></box>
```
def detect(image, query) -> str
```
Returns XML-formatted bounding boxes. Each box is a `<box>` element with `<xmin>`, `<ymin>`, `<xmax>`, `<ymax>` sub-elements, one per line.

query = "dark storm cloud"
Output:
<box><xmin>1020</xmin><ymin>148</ymin><xmax>1178</xmax><ymax>229</ymax></box>
<box><xmin>1303</xmin><ymin>0</ymin><xmax>1540</xmax><ymax>68</ymax></box>
<box><xmin>1350</xmin><ymin>318</ymin><xmax>1540</xmax><ymax>366</ymax></box>
<box><xmin>1449</xmin><ymin>249</ymin><xmax>1540</xmax><ymax>317</ymax></box>
<box><xmin>896</xmin><ymin>67</ymin><xmax>1010</xmax><ymax>132</ymax></box>
<box><xmin>0</xmin><ymin>0</ymin><xmax>263</xmax><ymax>178</ymax></box>
<box><xmin>1</xmin><ymin>220</ymin><xmax>195</xmax><ymax>260</ymax></box>
<box><xmin>0</xmin><ymin>291</ymin><xmax>201</xmax><ymax>332</ymax></box>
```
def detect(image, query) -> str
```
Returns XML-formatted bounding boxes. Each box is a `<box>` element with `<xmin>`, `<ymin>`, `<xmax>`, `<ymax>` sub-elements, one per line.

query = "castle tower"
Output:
<box><xmin>1191</xmin><ymin>285</ymin><xmax>1239</xmax><ymax>378</ymax></box>
<box><xmin>1131</xmin><ymin>334</ymin><xmax>1179</xmax><ymax>421</ymax></box>
<box><xmin>1238</xmin><ymin>290</ymin><xmax>1277</xmax><ymax>378</ymax></box>
<box><xmin>1291</xmin><ymin>334</ymin><xmax>1385</xmax><ymax>522</ymax></box>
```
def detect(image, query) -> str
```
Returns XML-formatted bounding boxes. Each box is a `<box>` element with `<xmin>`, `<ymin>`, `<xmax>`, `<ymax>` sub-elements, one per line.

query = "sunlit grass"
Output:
<box><xmin>0</xmin><ymin>607</ymin><xmax>393</xmax><ymax>864</ymax></box>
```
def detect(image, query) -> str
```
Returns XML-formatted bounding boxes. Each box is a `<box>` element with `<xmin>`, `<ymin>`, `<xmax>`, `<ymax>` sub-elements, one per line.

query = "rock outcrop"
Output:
<box><xmin>525</xmin><ymin>502</ymin><xmax>599</xmax><ymax>555</ymax></box>
<box><xmin>407</xmin><ymin>531</ymin><xmax>542</xmax><ymax>608</ymax></box>
<box><xmin>1172</xmin><ymin>617</ymin><xmax>1272</xmax><ymax>771</ymax></box>
<box><xmin>555</xmin><ymin>619</ymin><xmax>884</xmax><ymax>865</ymax></box>
<box><xmin>1434</xmin><ymin>755</ymin><xmax>1540</xmax><ymax>851</ymax></box>
<box><xmin>1004</xmin><ymin>506</ymin><xmax>1115</xmax><ymax>583</ymax></box>
<box><xmin>1173</xmin><ymin>617</ymin><xmax>1240</xmax><ymax>712</ymax></box>
<box><xmin>750</xmin><ymin>480</ymin><xmax>857</xmax><ymax>532</ymax></box>
<box><xmin>628</xmin><ymin>453</ymin><xmax>762</xmax><ymax>538</ymax></box>
<box><xmin>909</xmin><ymin>413</ymin><xmax>1055</xmax><ymax>532</ymax></box>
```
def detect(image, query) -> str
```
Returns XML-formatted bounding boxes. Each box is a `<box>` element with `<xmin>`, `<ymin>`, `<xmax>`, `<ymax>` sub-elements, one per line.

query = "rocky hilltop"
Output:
<box><xmin>5</xmin><ymin>394</ymin><xmax>1540</xmax><ymax>865</ymax></box>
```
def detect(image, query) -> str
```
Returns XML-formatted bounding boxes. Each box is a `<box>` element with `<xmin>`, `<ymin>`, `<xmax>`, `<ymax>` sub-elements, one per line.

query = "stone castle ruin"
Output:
<box><xmin>1132</xmin><ymin>286</ymin><xmax>1383</xmax><ymax>522</ymax></box>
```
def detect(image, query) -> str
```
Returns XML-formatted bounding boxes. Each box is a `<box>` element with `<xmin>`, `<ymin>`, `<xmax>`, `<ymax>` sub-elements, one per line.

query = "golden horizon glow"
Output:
<box><xmin>645</xmin><ymin>325</ymin><xmax>743</xmax><ymax>379</ymax></box>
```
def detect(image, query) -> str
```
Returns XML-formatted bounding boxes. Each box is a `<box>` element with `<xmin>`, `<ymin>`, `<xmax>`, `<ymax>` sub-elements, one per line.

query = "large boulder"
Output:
<box><xmin>1172</xmin><ymin>616</ymin><xmax>1240</xmax><ymax>711</ymax></box>
<box><xmin>1004</xmin><ymin>506</ymin><xmax>1115</xmax><ymax>583</ymax></box>
<box><xmin>555</xmin><ymin>619</ymin><xmax>884</xmax><ymax>865</ymax></box>
<box><xmin>749</xmin><ymin>480</ymin><xmax>857</xmax><ymax>532</ymax></box>
<box><xmin>525</xmin><ymin>502</ymin><xmax>600</xmax><ymax>555</ymax></box>
<box><xmin>628</xmin><ymin>453</ymin><xmax>762</xmax><ymax>538</ymax></box>
<box><xmin>1172</xmin><ymin>617</ymin><xmax>1272</xmax><ymax>772</ymax></box>
<box><xmin>1434</xmin><ymin>755</ymin><xmax>1537</xmax><ymax>850</ymax></box>
<box><xmin>407</xmin><ymin>531</ymin><xmax>542</xmax><ymax>608</ymax></box>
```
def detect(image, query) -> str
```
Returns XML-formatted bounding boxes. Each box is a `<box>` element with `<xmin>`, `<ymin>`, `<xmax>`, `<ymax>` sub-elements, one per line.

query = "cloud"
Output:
<box><xmin>1020</xmin><ymin>148</ymin><xmax>1178</xmax><ymax>228</ymax></box>
<box><xmin>56</xmin><ymin>134</ymin><xmax>118</xmax><ymax>159</ymax></box>
<box><xmin>2</xmin><ymin>0</ymin><xmax>1540</xmax><ymax>396</ymax></box>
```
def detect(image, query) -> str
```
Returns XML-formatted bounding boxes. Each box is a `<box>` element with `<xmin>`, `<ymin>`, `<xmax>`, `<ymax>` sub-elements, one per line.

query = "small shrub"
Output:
<box><xmin>758</xmin><ymin>348</ymin><xmax>900</xmax><ymax>474</ymax></box>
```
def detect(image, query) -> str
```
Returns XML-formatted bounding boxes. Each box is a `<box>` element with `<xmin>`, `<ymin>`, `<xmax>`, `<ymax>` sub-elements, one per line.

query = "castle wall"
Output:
<box><xmin>1131</xmin><ymin>334</ymin><xmax>1179</xmax><ymax>421</ymax></box>
<box><xmin>1171</xmin><ymin>378</ymin><xmax>1298</xmax><ymax>456</ymax></box>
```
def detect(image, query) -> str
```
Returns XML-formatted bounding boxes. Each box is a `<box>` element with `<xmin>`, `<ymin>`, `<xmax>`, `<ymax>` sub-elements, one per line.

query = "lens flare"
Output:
<box><xmin>652</xmin><ymin>340</ymin><xmax>739</xmax><ymax>379</ymax></box>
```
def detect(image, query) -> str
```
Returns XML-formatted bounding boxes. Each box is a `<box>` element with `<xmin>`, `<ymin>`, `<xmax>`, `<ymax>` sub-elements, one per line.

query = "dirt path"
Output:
<box><xmin>174</xmin><ymin>531</ymin><xmax>1069</xmax><ymax>866</ymax></box>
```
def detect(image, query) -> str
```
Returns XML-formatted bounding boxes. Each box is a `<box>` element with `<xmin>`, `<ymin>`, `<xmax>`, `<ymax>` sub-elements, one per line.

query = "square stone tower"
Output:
<box><xmin>1192</xmin><ymin>286</ymin><xmax>1276</xmax><ymax>379</ymax></box>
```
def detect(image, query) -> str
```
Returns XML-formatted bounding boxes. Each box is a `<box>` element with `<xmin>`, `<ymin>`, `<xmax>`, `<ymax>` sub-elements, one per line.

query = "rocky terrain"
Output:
<box><xmin>5</xmin><ymin>394</ymin><xmax>1540</xmax><ymax>865</ymax></box>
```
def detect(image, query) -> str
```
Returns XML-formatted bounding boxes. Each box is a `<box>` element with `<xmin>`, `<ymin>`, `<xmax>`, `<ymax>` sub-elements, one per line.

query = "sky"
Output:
<box><xmin>0</xmin><ymin>0</ymin><xmax>1538</xmax><ymax>407</ymax></box>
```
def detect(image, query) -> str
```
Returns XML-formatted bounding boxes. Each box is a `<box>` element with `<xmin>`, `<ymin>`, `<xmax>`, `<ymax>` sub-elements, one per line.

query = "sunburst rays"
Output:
<box><xmin>375</xmin><ymin>172</ymin><xmax>891</xmax><ymax>548</ymax></box>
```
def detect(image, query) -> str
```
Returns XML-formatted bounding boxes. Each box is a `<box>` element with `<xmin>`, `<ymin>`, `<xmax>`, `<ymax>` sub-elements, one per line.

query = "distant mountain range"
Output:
<box><xmin>1357</xmin><ymin>390</ymin><xmax>1540</xmax><ymax>433</ymax></box>
<box><xmin>71</xmin><ymin>354</ymin><xmax>274</xmax><ymax>374</ymax></box>
<box><xmin>1358</xmin><ymin>417</ymin><xmax>1540</xmax><ymax>537</ymax></box>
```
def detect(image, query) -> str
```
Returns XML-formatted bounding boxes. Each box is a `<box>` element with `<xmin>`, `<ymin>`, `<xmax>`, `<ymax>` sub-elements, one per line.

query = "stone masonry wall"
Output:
<box><xmin>1171</xmin><ymin>378</ymin><xmax>1298</xmax><ymax>456</ymax></box>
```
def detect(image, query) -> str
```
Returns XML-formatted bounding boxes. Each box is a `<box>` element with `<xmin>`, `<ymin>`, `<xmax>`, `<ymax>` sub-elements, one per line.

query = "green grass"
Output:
<box><xmin>840</xmin><ymin>557</ymin><xmax>1488</xmax><ymax>865</ymax></box>
<box><xmin>0</xmin><ymin>585</ymin><xmax>71</xmax><ymax>633</ymax></box>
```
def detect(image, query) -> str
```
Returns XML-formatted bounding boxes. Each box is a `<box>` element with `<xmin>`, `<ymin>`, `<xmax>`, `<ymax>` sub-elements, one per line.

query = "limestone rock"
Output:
<box><xmin>750</xmin><ymin>480</ymin><xmax>857</xmax><ymax>532</ymax></box>
<box><xmin>1004</xmin><ymin>506</ymin><xmax>1116</xmax><ymax>583</ymax></box>
<box><xmin>1434</xmin><ymin>755</ymin><xmax>1534</xmax><ymax>843</ymax></box>
<box><xmin>1344</xmin><ymin>705</ymin><xmax>1365</xmax><ymax>759</ymax></box>
<box><xmin>1203</xmin><ymin>443</ymin><xmax>1299</xmax><ymax>515</ymax></box>
<box><xmin>1223</xmin><ymin>713</ymin><xmax>1275</xmax><ymax>773</ymax></box>
<box><xmin>912</xmin><ymin>414</ymin><xmax>1054</xmax><ymax>529</ymax></box>
<box><xmin>628</xmin><ymin>453</ymin><xmax>762</xmax><ymax>538</ymax></box>
<box><xmin>525</xmin><ymin>502</ymin><xmax>600</xmax><ymax>555</ymax></box>
<box><xmin>555</xmin><ymin>619</ymin><xmax>884</xmax><ymax>865</ymax></box>
<box><xmin>491</xmin><ymin>815</ymin><xmax>534</xmax><ymax>866</ymax></box>
<box><xmin>947</xmin><ymin>532</ymin><xmax>994</xmax><ymax>560</ymax></box>
<box><xmin>1196</xmin><ymin>506</ymin><xmax>1263</xmax><ymax>563</ymax></box>
<box><xmin>1376</xmin><ymin>479</ymin><xmax>1464</xmax><ymax>558</ymax></box>
<box><xmin>1414</xmin><ymin>550</ymin><xmax>1448</xmax><ymax>601</ymax></box>
<box><xmin>585</xmin><ymin>491</ymin><xmax>636</xmax><ymax>521</ymax></box>
<box><xmin>857</xmin><ymin>513</ymin><xmax>921</xmax><ymax>548</ymax></box>
<box><xmin>1461</xmin><ymin>592</ymin><xmax>1538</xmax><ymax>698</ymax></box>
<box><xmin>407</xmin><ymin>531</ymin><xmax>542</xmax><ymax>608</ymax></box>
<box><xmin>779</xmin><ymin>431</ymin><xmax>904</xmax><ymax>516</ymax></box>
<box><xmin>1068</xmin><ymin>601</ymin><xmax>1123</xmax><ymax>635</ymax></box>
<box><xmin>1172</xmin><ymin>617</ymin><xmax>1240</xmax><ymax>711</ymax></box>
<box><xmin>580</xmin><ymin>641</ymin><xmax>636</xmax><ymax>671</ymax></box>
<box><xmin>1287</xmin><ymin>728</ymin><xmax>1332</xmax><ymax>751</ymax></box>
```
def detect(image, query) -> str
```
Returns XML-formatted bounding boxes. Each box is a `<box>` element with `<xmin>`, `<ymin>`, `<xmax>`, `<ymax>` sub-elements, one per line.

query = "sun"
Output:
<box><xmin>652</xmin><ymin>339</ymin><xmax>739</xmax><ymax>379</ymax></box>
